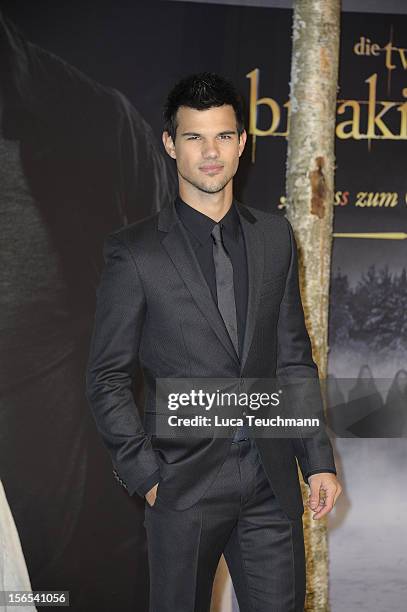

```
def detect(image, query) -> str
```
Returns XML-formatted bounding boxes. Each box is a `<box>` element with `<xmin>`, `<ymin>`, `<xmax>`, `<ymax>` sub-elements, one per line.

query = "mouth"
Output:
<box><xmin>199</xmin><ymin>164</ymin><xmax>224</xmax><ymax>175</ymax></box>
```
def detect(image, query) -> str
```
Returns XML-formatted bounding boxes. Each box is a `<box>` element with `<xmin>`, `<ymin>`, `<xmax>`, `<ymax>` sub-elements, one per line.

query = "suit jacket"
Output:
<box><xmin>85</xmin><ymin>199</ymin><xmax>336</xmax><ymax>519</ymax></box>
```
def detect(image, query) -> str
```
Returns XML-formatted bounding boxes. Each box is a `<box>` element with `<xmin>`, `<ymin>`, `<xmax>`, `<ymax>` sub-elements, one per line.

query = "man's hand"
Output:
<box><xmin>145</xmin><ymin>482</ymin><xmax>160</xmax><ymax>507</ymax></box>
<box><xmin>307</xmin><ymin>473</ymin><xmax>342</xmax><ymax>520</ymax></box>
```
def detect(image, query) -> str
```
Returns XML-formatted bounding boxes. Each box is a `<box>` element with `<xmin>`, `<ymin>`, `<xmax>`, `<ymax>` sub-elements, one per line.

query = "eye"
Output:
<box><xmin>187</xmin><ymin>135</ymin><xmax>200</xmax><ymax>140</ymax></box>
<box><xmin>219</xmin><ymin>134</ymin><xmax>232</xmax><ymax>140</ymax></box>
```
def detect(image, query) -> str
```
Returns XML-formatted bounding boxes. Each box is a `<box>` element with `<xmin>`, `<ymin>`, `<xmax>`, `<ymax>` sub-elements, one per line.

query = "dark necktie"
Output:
<box><xmin>211</xmin><ymin>223</ymin><xmax>239</xmax><ymax>357</ymax></box>
<box><xmin>211</xmin><ymin>222</ymin><xmax>249</xmax><ymax>442</ymax></box>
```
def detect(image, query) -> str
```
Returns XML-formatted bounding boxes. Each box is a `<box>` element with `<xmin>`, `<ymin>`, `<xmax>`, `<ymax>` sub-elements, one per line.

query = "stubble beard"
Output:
<box><xmin>178</xmin><ymin>167</ymin><xmax>234</xmax><ymax>194</ymax></box>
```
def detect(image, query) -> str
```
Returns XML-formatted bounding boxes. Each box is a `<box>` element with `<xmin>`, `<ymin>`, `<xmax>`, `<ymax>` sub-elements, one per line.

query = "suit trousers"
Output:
<box><xmin>143</xmin><ymin>438</ymin><xmax>305</xmax><ymax>612</ymax></box>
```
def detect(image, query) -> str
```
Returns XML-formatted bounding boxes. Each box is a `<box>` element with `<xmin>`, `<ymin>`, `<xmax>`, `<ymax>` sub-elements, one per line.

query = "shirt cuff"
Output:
<box><xmin>304</xmin><ymin>468</ymin><xmax>337</xmax><ymax>484</ymax></box>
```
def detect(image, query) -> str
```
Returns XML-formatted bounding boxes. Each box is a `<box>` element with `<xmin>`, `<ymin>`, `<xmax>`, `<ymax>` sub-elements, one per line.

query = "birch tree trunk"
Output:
<box><xmin>285</xmin><ymin>1</ymin><xmax>341</xmax><ymax>610</ymax></box>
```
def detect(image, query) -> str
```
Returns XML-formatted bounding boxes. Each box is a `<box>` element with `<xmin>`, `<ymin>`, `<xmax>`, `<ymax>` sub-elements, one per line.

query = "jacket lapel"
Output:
<box><xmin>159</xmin><ymin>201</ymin><xmax>240</xmax><ymax>366</ymax></box>
<box><xmin>158</xmin><ymin>200</ymin><xmax>264</xmax><ymax>373</ymax></box>
<box><xmin>235</xmin><ymin>202</ymin><xmax>264</xmax><ymax>373</ymax></box>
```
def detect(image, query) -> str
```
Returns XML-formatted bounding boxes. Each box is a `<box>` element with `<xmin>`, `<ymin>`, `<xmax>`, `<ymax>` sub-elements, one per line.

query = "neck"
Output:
<box><xmin>178</xmin><ymin>182</ymin><xmax>233</xmax><ymax>222</ymax></box>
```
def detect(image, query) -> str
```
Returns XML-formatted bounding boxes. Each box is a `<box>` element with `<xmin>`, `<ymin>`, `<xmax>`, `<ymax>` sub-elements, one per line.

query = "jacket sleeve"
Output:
<box><xmin>276</xmin><ymin>217</ymin><xmax>337</xmax><ymax>485</ymax></box>
<box><xmin>85</xmin><ymin>234</ymin><xmax>160</xmax><ymax>497</ymax></box>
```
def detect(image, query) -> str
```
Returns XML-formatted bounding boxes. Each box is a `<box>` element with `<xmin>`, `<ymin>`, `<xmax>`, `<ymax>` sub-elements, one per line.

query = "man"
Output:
<box><xmin>86</xmin><ymin>73</ymin><xmax>342</xmax><ymax>611</ymax></box>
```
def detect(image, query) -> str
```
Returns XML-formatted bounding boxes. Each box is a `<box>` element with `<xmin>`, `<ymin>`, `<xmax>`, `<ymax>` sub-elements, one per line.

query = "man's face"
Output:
<box><xmin>163</xmin><ymin>104</ymin><xmax>246</xmax><ymax>195</ymax></box>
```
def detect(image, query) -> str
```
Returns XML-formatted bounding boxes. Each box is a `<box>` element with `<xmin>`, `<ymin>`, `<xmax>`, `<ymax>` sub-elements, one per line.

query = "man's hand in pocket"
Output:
<box><xmin>145</xmin><ymin>482</ymin><xmax>159</xmax><ymax>507</ymax></box>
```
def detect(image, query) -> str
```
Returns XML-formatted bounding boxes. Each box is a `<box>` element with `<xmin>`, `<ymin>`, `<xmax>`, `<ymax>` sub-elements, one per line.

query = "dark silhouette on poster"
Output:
<box><xmin>0</xmin><ymin>10</ymin><xmax>176</xmax><ymax>611</ymax></box>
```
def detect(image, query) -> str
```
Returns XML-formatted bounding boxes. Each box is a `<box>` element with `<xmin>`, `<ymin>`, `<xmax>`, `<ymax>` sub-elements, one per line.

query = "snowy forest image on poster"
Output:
<box><xmin>324</xmin><ymin>15</ymin><xmax>407</xmax><ymax>610</ymax></box>
<box><xmin>327</xmin><ymin>15</ymin><xmax>407</xmax><ymax>437</ymax></box>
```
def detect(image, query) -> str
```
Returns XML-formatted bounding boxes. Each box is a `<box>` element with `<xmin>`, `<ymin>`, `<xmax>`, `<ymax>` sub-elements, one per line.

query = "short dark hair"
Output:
<box><xmin>163</xmin><ymin>72</ymin><xmax>245</xmax><ymax>141</ymax></box>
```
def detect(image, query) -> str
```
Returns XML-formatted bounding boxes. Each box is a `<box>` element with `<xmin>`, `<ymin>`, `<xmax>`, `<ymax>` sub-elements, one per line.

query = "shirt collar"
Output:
<box><xmin>175</xmin><ymin>195</ymin><xmax>240</xmax><ymax>246</ymax></box>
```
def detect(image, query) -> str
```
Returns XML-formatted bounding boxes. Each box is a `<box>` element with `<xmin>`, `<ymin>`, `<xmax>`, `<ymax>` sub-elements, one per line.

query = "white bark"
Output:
<box><xmin>286</xmin><ymin>1</ymin><xmax>341</xmax><ymax>610</ymax></box>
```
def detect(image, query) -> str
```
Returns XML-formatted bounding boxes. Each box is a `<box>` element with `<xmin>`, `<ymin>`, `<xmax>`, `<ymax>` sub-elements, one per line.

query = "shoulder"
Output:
<box><xmin>100</xmin><ymin>213</ymin><xmax>160</xmax><ymax>273</ymax></box>
<box><xmin>237</xmin><ymin>201</ymin><xmax>292</xmax><ymax>236</ymax></box>
<box><xmin>106</xmin><ymin>210</ymin><xmax>161</xmax><ymax>247</ymax></box>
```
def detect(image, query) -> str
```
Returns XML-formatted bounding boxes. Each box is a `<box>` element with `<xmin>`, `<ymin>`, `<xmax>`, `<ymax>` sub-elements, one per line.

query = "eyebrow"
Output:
<box><xmin>181</xmin><ymin>130</ymin><xmax>237</xmax><ymax>137</ymax></box>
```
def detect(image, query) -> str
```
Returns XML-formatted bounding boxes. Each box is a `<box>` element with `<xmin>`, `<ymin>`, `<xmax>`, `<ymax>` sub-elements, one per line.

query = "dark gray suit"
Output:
<box><xmin>85</xmin><ymin>198</ymin><xmax>336</xmax><ymax>521</ymax></box>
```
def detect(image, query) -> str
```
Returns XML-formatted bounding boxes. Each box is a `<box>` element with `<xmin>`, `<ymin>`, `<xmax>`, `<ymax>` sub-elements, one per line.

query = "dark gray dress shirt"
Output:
<box><xmin>175</xmin><ymin>195</ymin><xmax>248</xmax><ymax>358</ymax></box>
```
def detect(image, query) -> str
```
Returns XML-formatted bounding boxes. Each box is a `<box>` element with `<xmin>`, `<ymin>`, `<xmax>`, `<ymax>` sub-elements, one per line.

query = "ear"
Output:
<box><xmin>238</xmin><ymin>129</ymin><xmax>247</xmax><ymax>157</ymax></box>
<box><xmin>162</xmin><ymin>131</ymin><xmax>176</xmax><ymax>159</ymax></box>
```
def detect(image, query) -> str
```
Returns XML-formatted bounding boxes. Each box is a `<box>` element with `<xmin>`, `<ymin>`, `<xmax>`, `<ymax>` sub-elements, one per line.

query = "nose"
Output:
<box><xmin>201</xmin><ymin>138</ymin><xmax>220</xmax><ymax>159</ymax></box>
